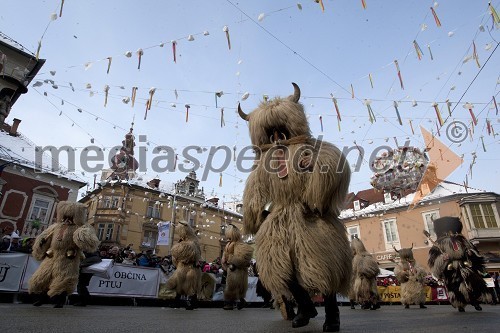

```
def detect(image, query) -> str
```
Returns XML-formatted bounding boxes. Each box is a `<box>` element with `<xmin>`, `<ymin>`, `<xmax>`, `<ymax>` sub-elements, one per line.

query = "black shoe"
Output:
<box><xmin>185</xmin><ymin>296</ymin><xmax>197</xmax><ymax>310</ymax></box>
<box><xmin>323</xmin><ymin>322</ymin><xmax>340</xmax><ymax>332</ymax></box>
<box><xmin>223</xmin><ymin>301</ymin><xmax>234</xmax><ymax>310</ymax></box>
<box><xmin>404</xmin><ymin>304</ymin><xmax>410</xmax><ymax>309</ymax></box>
<box><xmin>52</xmin><ymin>292</ymin><xmax>67</xmax><ymax>308</ymax></box>
<box><xmin>323</xmin><ymin>309</ymin><xmax>340</xmax><ymax>332</ymax></box>
<box><xmin>458</xmin><ymin>307</ymin><xmax>465</xmax><ymax>312</ymax></box>
<box><xmin>292</xmin><ymin>307</ymin><xmax>318</xmax><ymax>328</ymax></box>
<box><xmin>237</xmin><ymin>298</ymin><xmax>247</xmax><ymax>310</ymax></box>
<box><xmin>420</xmin><ymin>303</ymin><xmax>427</xmax><ymax>309</ymax></box>
<box><xmin>33</xmin><ymin>294</ymin><xmax>47</xmax><ymax>307</ymax></box>
<box><xmin>474</xmin><ymin>304</ymin><xmax>482</xmax><ymax>311</ymax></box>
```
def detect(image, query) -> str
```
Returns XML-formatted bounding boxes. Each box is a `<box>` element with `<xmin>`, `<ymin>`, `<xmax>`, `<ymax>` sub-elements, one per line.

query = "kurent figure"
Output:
<box><xmin>240</xmin><ymin>83</ymin><xmax>352</xmax><ymax>332</ymax></box>
<box><xmin>350</xmin><ymin>237</ymin><xmax>380</xmax><ymax>310</ymax></box>
<box><xmin>29</xmin><ymin>202</ymin><xmax>100</xmax><ymax>308</ymax></box>
<box><xmin>394</xmin><ymin>245</ymin><xmax>427</xmax><ymax>309</ymax></box>
<box><xmin>166</xmin><ymin>221</ymin><xmax>201</xmax><ymax>310</ymax></box>
<box><xmin>221</xmin><ymin>224</ymin><xmax>254</xmax><ymax>310</ymax></box>
<box><xmin>427</xmin><ymin>216</ymin><xmax>491</xmax><ymax>312</ymax></box>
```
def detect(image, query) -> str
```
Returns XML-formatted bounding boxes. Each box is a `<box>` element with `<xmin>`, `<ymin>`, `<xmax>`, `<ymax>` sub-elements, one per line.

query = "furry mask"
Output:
<box><xmin>433</xmin><ymin>216</ymin><xmax>463</xmax><ymax>238</ymax></box>
<box><xmin>56</xmin><ymin>202</ymin><xmax>87</xmax><ymax>226</ymax></box>
<box><xmin>394</xmin><ymin>246</ymin><xmax>415</xmax><ymax>262</ymax></box>
<box><xmin>226</xmin><ymin>224</ymin><xmax>242</xmax><ymax>242</ymax></box>
<box><xmin>176</xmin><ymin>221</ymin><xmax>198</xmax><ymax>242</ymax></box>
<box><xmin>238</xmin><ymin>83</ymin><xmax>311</xmax><ymax>147</ymax></box>
<box><xmin>350</xmin><ymin>237</ymin><xmax>368</xmax><ymax>255</ymax></box>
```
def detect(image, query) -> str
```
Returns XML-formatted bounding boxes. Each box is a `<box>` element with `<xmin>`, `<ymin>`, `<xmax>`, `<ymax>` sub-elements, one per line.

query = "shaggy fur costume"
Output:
<box><xmin>240</xmin><ymin>83</ymin><xmax>352</xmax><ymax>331</ymax></box>
<box><xmin>350</xmin><ymin>238</ymin><xmax>380</xmax><ymax>309</ymax></box>
<box><xmin>198</xmin><ymin>272</ymin><xmax>216</xmax><ymax>301</ymax></box>
<box><xmin>428</xmin><ymin>216</ymin><xmax>491</xmax><ymax>311</ymax></box>
<box><xmin>394</xmin><ymin>247</ymin><xmax>427</xmax><ymax>308</ymax></box>
<box><xmin>166</xmin><ymin>222</ymin><xmax>201</xmax><ymax>309</ymax></box>
<box><xmin>222</xmin><ymin>224</ymin><xmax>254</xmax><ymax>309</ymax></box>
<box><xmin>29</xmin><ymin>201</ymin><xmax>99</xmax><ymax>307</ymax></box>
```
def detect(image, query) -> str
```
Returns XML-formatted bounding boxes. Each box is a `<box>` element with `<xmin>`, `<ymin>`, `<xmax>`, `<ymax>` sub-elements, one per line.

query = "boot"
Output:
<box><xmin>185</xmin><ymin>294</ymin><xmax>198</xmax><ymax>310</ymax></box>
<box><xmin>223</xmin><ymin>301</ymin><xmax>234</xmax><ymax>310</ymax></box>
<box><xmin>323</xmin><ymin>294</ymin><xmax>340</xmax><ymax>332</ymax></box>
<box><xmin>237</xmin><ymin>298</ymin><xmax>247</xmax><ymax>310</ymax></box>
<box><xmin>289</xmin><ymin>279</ymin><xmax>317</xmax><ymax>328</ymax></box>
<box><xmin>52</xmin><ymin>292</ymin><xmax>67</xmax><ymax>308</ymax></box>
<box><xmin>419</xmin><ymin>303</ymin><xmax>427</xmax><ymax>309</ymax></box>
<box><xmin>404</xmin><ymin>304</ymin><xmax>410</xmax><ymax>309</ymax></box>
<box><xmin>473</xmin><ymin>303</ymin><xmax>482</xmax><ymax>311</ymax></box>
<box><xmin>350</xmin><ymin>300</ymin><xmax>355</xmax><ymax>309</ymax></box>
<box><xmin>170</xmin><ymin>294</ymin><xmax>182</xmax><ymax>308</ymax></box>
<box><xmin>32</xmin><ymin>293</ymin><xmax>48</xmax><ymax>307</ymax></box>
<box><xmin>370</xmin><ymin>302</ymin><xmax>380</xmax><ymax>310</ymax></box>
<box><xmin>458</xmin><ymin>307</ymin><xmax>465</xmax><ymax>312</ymax></box>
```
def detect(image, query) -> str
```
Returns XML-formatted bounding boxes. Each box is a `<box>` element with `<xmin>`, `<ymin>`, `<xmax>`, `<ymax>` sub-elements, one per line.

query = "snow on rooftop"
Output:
<box><xmin>0</xmin><ymin>130</ymin><xmax>85</xmax><ymax>183</ymax></box>
<box><xmin>340</xmin><ymin>182</ymin><xmax>485</xmax><ymax>219</ymax></box>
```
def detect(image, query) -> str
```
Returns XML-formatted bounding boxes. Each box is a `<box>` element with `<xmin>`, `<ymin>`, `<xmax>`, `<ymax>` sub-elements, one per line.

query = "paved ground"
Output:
<box><xmin>2</xmin><ymin>303</ymin><xmax>500</xmax><ymax>333</ymax></box>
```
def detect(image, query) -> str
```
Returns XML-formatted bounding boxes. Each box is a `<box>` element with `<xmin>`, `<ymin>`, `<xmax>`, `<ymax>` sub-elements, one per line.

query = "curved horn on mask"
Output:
<box><xmin>237</xmin><ymin>103</ymin><xmax>249</xmax><ymax>121</ymax></box>
<box><xmin>392</xmin><ymin>245</ymin><xmax>400</xmax><ymax>253</ymax></box>
<box><xmin>411</xmin><ymin>243</ymin><xmax>414</xmax><ymax>250</ymax></box>
<box><xmin>291</xmin><ymin>82</ymin><xmax>300</xmax><ymax>103</ymax></box>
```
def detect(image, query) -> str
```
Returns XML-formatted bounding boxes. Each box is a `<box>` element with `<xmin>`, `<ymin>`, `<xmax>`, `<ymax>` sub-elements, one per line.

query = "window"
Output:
<box><xmin>470</xmin><ymin>203</ymin><xmax>499</xmax><ymax>229</ymax></box>
<box><xmin>116</xmin><ymin>225</ymin><xmax>121</xmax><ymax>242</ymax></box>
<box><xmin>28</xmin><ymin>195</ymin><xmax>54</xmax><ymax>224</ymax></box>
<box><xmin>142</xmin><ymin>230</ymin><xmax>157</xmax><ymax>248</ymax></box>
<box><xmin>105</xmin><ymin>223</ymin><xmax>114</xmax><ymax>240</ymax></box>
<box><xmin>102</xmin><ymin>197</ymin><xmax>111</xmax><ymax>208</ymax></box>
<box><xmin>353</xmin><ymin>200</ymin><xmax>361</xmax><ymax>211</ymax></box>
<box><xmin>147</xmin><ymin>201</ymin><xmax>161</xmax><ymax>218</ymax></box>
<box><xmin>382</xmin><ymin>219</ymin><xmax>399</xmax><ymax>245</ymax></box>
<box><xmin>29</xmin><ymin>199</ymin><xmax>50</xmax><ymax>222</ymax></box>
<box><xmin>422</xmin><ymin>210</ymin><xmax>439</xmax><ymax>238</ymax></box>
<box><xmin>111</xmin><ymin>197</ymin><xmax>119</xmax><ymax>208</ymax></box>
<box><xmin>347</xmin><ymin>225</ymin><xmax>360</xmax><ymax>241</ymax></box>
<box><xmin>97</xmin><ymin>223</ymin><xmax>105</xmax><ymax>240</ymax></box>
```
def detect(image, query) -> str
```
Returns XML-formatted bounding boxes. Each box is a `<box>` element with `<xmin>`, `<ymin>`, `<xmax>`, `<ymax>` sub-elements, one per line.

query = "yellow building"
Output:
<box><xmin>80</xmin><ymin>173</ymin><xmax>242</xmax><ymax>261</ymax></box>
<box><xmin>79</xmin><ymin>128</ymin><xmax>242</xmax><ymax>261</ymax></box>
<box><xmin>341</xmin><ymin>182</ymin><xmax>500</xmax><ymax>272</ymax></box>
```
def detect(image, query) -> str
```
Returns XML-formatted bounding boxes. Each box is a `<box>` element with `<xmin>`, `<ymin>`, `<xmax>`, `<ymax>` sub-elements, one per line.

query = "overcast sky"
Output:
<box><xmin>1</xmin><ymin>0</ymin><xmax>499</xmax><ymax>201</ymax></box>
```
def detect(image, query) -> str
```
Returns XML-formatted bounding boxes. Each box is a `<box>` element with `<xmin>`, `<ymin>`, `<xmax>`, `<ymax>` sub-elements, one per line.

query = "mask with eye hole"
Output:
<box><xmin>238</xmin><ymin>83</ymin><xmax>311</xmax><ymax>147</ymax></box>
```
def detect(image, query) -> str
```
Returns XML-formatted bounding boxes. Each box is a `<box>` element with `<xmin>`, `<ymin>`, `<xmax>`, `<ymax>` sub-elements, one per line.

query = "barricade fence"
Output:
<box><xmin>1</xmin><ymin>253</ymin><xmax>449</xmax><ymax>302</ymax></box>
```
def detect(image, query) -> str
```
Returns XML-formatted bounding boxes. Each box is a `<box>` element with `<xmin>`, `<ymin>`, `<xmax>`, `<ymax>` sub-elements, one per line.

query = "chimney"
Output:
<box><xmin>9</xmin><ymin>118</ymin><xmax>21</xmax><ymax>136</ymax></box>
<box><xmin>147</xmin><ymin>178</ymin><xmax>161</xmax><ymax>189</ymax></box>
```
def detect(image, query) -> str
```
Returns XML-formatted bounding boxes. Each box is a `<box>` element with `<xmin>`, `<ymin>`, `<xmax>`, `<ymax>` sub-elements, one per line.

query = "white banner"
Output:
<box><xmin>245</xmin><ymin>276</ymin><xmax>263</xmax><ymax>302</ymax></box>
<box><xmin>88</xmin><ymin>263</ymin><xmax>160</xmax><ymax>298</ymax></box>
<box><xmin>157</xmin><ymin>222</ymin><xmax>171</xmax><ymax>246</ymax></box>
<box><xmin>20</xmin><ymin>256</ymin><xmax>41</xmax><ymax>292</ymax></box>
<box><xmin>0</xmin><ymin>253</ymin><xmax>29</xmax><ymax>292</ymax></box>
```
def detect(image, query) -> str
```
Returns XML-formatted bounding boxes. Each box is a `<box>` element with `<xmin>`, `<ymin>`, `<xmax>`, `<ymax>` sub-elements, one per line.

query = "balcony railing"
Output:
<box><xmin>469</xmin><ymin>227</ymin><xmax>500</xmax><ymax>240</ymax></box>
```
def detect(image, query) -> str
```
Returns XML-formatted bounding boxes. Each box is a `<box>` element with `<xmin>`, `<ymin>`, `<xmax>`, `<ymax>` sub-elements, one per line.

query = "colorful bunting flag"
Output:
<box><xmin>432</xmin><ymin>102</ymin><xmax>444</xmax><ymax>126</ymax></box>
<box><xmin>137</xmin><ymin>49</ymin><xmax>143</xmax><ymax>70</ymax></box>
<box><xmin>104</xmin><ymin>85</ymin><xmax>110</xmax><ymax>107</ymax></box>
<box><xmin>463</xmin><ymin>103</ymin><xmax>477</xmax><ymax>126</ymax></box>
<box><xmin>394</xmin><ymin>60</ymin><xmax>404</xmax><ymax>90</ymax></box>
<box><xmin>472</xmin><ymin>41</ymin><xmax>481</xmax><ymax>68</ymax></box>
<box><xmin>59</xmin><ymin>0</ymin><xmax>65</xmax><ymax>17</ymax></box>
<box><xmin>106</xmin><ymin>57</ymin><xmax>112</xmax><ymax>74</ymax></box>
<box><xmin>223</xmin><ymin>26</ymin><xmax>231</xmax><ymax>50</ymax></box>
<box><xmin>185</xmin><ymin>104</ymin><xmax>190</xmax><ymax>122</ymax></box>
<box><xmin>427</xmin><ymin>44</ymin><xmax>434</xmax><ymax>60</ymax></box>
<box><xmin>172</xmin><ymin>41</ymin><xmax>177</xmax><ymax>63</ymax></box>
<box><xmin>131</xmin><ymin>87</ymin><xmax>138</xmax><ymax>108</ymax></box>
<box><xmin>413</xmin><ymin>40</ymin><xmax>424</xmax><ymax>60</ymax></box>
<box><xmin>431</xmin><ymin>7</ymin><xmax>441</xmax><ymax>27</ymax></box>
<box><xmin>393</xmin><ymin>101</ymin><xmax>402</xmax><ymax>125</ymax></box>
